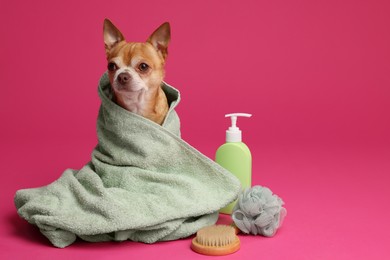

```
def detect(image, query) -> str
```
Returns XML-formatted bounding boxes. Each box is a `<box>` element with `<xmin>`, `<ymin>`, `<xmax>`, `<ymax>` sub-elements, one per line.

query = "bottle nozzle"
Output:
<box><xmin>225</xmin><ymin>113</ymin><xmax>252</xmax><ymax>142</ymax></box>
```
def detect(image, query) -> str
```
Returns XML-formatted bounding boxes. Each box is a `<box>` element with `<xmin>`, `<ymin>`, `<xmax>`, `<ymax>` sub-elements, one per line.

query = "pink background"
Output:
<box><xmin>1</xmin><ymin>0</ymin><xmax>390</xmax><ymax>259</ymax></box>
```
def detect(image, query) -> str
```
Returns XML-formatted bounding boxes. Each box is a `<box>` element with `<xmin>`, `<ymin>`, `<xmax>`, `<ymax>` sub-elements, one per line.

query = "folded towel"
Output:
<box><xmin>14</xmin><ymin>73</ymin><xmax>241</xmax><ymax>248</ymax></box>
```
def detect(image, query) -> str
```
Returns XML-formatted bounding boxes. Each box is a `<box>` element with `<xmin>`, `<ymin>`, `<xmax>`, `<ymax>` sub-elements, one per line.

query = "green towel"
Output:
<box><xmin>14</xmin><ymin>72</ymin><xmax>241</xmax><ymax>248</ymax></box>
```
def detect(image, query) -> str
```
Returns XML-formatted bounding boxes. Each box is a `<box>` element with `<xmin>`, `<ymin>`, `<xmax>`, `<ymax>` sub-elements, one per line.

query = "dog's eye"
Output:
<box><xmin>138</xmin><ymin>63</ymin><xmax>149</xmax><ymax>72</ymax></box>
<box><xmin>107</xmin><ymin>62</ymin><xmax>117</xmax><ymax>71</ymax></box>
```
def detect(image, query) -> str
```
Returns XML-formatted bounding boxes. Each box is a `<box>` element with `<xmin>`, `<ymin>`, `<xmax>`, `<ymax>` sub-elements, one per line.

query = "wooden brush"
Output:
<box><xmin>191</xmin><ymin>225</ymin><xmax>240</xmax><ymax>256</ymax></box>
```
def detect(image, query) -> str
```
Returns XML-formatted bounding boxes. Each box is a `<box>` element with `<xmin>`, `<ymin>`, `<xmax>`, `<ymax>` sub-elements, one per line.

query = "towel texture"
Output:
<box><xmin>14</xmin><ymin>73</ymin><xmax>241</xmax><ymax>248</ymax></box>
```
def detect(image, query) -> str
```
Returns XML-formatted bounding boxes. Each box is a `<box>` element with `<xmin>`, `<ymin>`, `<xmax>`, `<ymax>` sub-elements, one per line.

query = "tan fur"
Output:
<box><xmin>103</xmin><ymin>19</ymin><xmax>170</xmax><ymax>125</ymax></box>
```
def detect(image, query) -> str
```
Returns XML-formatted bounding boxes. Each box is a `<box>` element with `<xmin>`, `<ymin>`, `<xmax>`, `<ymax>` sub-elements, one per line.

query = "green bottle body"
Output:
<box><xmin>215</xmin><ymin>142</ymin><xmax>252</xmax><ymax>214</ymax></box>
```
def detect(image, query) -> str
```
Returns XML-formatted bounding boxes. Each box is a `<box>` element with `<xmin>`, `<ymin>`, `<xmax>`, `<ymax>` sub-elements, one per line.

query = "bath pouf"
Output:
<box><xmin>232</xmin><ymin>185</ymin><xmax>287</xmax><ymax>237</ymax></box>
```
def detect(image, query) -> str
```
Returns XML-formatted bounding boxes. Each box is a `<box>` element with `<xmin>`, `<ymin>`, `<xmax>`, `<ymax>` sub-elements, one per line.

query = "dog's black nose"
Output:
<box><xmin>118</xmin><ymin>72</ymin><xmax>131</xmax><ymax>84</ymax></box>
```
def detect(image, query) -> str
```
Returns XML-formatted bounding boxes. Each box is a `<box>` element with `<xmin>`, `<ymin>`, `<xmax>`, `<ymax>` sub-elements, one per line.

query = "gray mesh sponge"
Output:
<box><xmin>232</xmin><ymin>186</ymin><xmax>287</xmax><ymax>237</ymax></box>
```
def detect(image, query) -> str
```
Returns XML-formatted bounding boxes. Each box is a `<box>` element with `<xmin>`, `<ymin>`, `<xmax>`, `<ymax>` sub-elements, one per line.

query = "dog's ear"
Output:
<box><xmin>147</xmin><ymin>22</ymin><xmax>170</xmax><ymax>60</ymax></box>
<box><xmin>103</xmin><ymin>19</ymin><xmax>125</xmax><ymax>54</ymax></box>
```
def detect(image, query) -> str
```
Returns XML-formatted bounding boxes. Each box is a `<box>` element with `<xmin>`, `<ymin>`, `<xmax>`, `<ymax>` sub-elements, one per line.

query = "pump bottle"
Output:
<box><xmin>216</xmin><ymin>113</ymin><xmax>252</xmax><ymax>214</ymax></box>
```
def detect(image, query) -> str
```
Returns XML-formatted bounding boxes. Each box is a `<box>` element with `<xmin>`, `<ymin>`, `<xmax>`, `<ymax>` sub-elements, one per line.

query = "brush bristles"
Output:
<box><xmin>196</xmin><ymin>225</ymin><xmax>236</xmax><ymax>247</ymax></box>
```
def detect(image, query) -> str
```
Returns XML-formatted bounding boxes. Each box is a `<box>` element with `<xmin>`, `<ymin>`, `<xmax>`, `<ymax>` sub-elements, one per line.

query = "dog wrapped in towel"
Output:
<box><xmin>14</xmin><ymin>73</ymin><xmax>241</xmax><ymax>248</ymax></box>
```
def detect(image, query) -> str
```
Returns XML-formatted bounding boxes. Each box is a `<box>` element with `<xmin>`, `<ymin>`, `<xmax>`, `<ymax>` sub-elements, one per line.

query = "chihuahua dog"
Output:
<box><xmin>103</xmin><ymin>19</ymin><xmax>170</xmax><ymax>125</ymax></box>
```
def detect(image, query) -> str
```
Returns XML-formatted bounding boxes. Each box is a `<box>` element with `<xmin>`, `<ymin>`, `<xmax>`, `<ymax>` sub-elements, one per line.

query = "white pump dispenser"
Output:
<box><xmin>225</xmin><ymin>113</ymin><xmax>252</xmax><ymax>143</ymax></box>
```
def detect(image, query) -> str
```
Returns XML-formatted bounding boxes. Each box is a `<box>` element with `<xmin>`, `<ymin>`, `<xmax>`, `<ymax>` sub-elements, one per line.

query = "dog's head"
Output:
<box><xmin>103</xmin><ymin>19</ymin><xmax>170</xmax><ymax>95</ymax></box>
